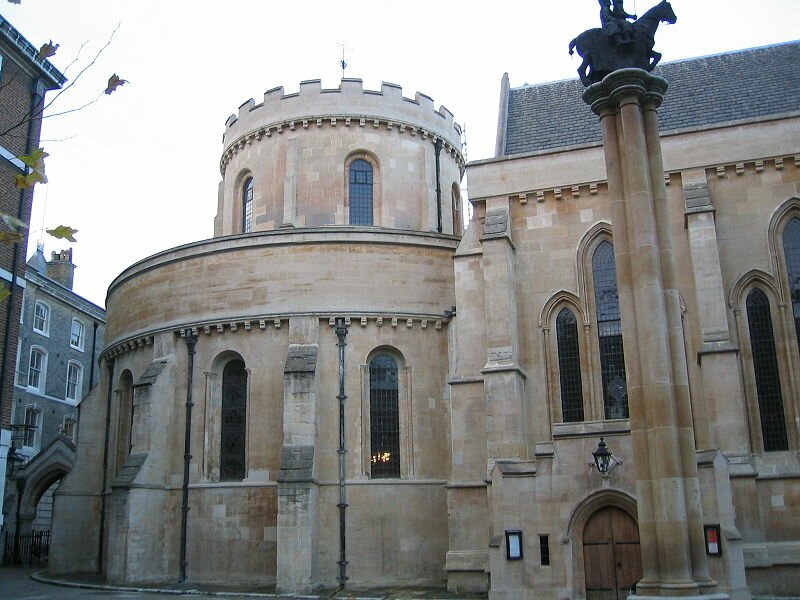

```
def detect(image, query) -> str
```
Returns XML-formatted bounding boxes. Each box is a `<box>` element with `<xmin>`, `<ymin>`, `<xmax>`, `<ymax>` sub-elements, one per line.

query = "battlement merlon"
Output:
<box><xmin>221</xmin><ymin>79</ymin><xmax>463</xmax><ymax>153</ymax></box>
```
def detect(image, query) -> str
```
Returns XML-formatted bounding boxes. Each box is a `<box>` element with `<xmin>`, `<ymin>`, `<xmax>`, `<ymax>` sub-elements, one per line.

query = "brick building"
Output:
<box><xmin>0</xmin><ymin>15</ymin><xmax>65</xmax><ymax>529</ymax></box>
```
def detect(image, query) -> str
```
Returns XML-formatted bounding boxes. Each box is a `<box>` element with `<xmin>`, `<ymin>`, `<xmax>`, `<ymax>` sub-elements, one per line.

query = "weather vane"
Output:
<box><xmin>337</xmin><ymin>41</ymin><xmax>352</xmax><ymax>79</ymax></box>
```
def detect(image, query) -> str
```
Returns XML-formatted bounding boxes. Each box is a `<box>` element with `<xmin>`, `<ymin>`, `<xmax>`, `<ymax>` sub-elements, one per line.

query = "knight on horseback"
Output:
<box><xmin>600</xmin><ymin>0</ymin><xmax>637</xmax><ymax>45</ymax></box>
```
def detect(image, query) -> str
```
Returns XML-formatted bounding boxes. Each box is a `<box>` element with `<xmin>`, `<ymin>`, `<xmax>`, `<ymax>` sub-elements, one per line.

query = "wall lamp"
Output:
<box><xmin>592</xmin><ymin>437</ymin><xmax>620</xmax><ymax>476</ymax></box>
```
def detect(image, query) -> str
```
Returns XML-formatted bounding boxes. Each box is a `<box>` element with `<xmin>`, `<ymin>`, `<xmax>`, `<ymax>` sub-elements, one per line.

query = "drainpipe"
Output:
<box><xmin>434</xmin><ymin>138</ymin><xmax>443</xmax><ymax>234</ymax></box>
<box><xmin>179</xmin><ymin>333</ymin><xmax>197</xmax><ymax>583</ymax></box>
<box><xmin>0</xmin><ymin>78</ymin><xmax>43</xmax><ymax>426</ymax></box>
<box><xmin>98</xmin><ymin>356</ymin><xmax>115</xmax><ymax>573</ymax></box>
<box><xmin>335</xmin><ymin>317</ymin><xmax>349</xmax><ymax>588</ymax></box>
<box><xmin>89</xmin><ymin>322</ymin><xmax>99</xmax><ymax>389</ymax></box>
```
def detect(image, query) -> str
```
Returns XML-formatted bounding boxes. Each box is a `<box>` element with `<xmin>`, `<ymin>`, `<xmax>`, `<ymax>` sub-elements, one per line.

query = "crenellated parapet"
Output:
<box><xmin>220</xmin><ymin>79</ymin><xmax>464</xmax><ymax>175</ymax></box>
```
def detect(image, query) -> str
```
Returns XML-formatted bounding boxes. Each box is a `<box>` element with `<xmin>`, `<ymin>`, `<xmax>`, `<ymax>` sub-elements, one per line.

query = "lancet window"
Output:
<box><xmin>556</xmin><ymin>307</ymin><xmax>584</xmax><ymax>422</ymax></box>
<box><xmin>221</xmin><ymin>359</ymin><xmax>248</xmax><ymax>480</ymax></box>
<box><xmin>592</xmin><ymin>241</ymin><xmax>628</xmax><ymax>419</ymax></box>
<box><xmin>782</xmin><ymin>217</ymin><xmax>800</xmax><ymax>357</ymax></box>
<box><xmin>242</xmin><ymin>177</ymin><xmax>254</xmax><ymax>233</ymax></box>
<box><xmin>745</xmin><ymin>288</ymin><xmax>789</xmax><ymax>451</ymax></box>
<box><xmin>369</xmin><ymin>353</ymin><xmax>400</xmax><ymax>478</ymax></box>
<box><xmin>349</xmin><ymin>159</ymin><xmax>374</xmax><ymax>226</ymax></box>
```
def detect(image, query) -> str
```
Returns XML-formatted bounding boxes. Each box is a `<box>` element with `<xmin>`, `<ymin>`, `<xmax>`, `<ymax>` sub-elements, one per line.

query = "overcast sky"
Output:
<box><xmin>4</xmin><ymin>0</ymin><xmax>800</xmax><ymax>307</ymax></box>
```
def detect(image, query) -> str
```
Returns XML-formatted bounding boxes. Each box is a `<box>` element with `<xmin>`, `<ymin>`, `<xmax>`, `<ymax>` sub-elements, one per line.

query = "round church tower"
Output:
<box><xmin>92</xmin><ymin>80</ymin><xmax>464</xmax><ymax>591</ymax></box>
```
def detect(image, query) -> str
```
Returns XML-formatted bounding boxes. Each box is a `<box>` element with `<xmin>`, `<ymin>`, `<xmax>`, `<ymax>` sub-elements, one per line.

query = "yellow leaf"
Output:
<box><xmin>0</xmin><ymin>285</ymin><xmax>10</xmax><ymax>302</ymax></box>
<box><xmin>47</xmin><ymin>225</ymin><xmax>78</xmax><ymax>242</ymax></box>
<box><xmin>14</xmin><ymin>171</ymin><xmax>46</xmax><ymax>189</ymax></box>
<box><xmin>105</xmin><ymin>73</ymin><xmax>128</xmax><ymax>95</ymax></box>
<box><xmin>37</xmin><ymin>41</ymin><xmax>59</xmax><ymax>60</ymax></box>
<box><xmin>1</xmin><ymin>213</ymin><xmax>27</xmax><ymax>231</ymax></box>
<box><xmin>0</xmin><ymin>230</ymin><xmax>25</xmax><ymax>243</ymax></box>
<box><xmin>19</xmin><ymin>148</ymin><xmax>48</xmax><ymax>170</ymax></box>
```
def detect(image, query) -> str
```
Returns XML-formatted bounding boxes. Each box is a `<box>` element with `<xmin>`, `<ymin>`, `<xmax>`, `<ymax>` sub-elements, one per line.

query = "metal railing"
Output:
<box><xmin>2</xmin><ymin>530</ymin><xmax>50</xmax><ymax>567</ymax></box>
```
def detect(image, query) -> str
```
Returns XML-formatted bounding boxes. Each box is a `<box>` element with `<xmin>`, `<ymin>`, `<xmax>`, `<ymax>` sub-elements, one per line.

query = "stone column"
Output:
<box><xmin>480</xmin><ymin>198</ymin><xmax>528</xmax><ymax>464</ymax></box>
<box><xmin>583</xmin><ymin>69</ymin><xmax>724</xmax><ymax>599</ymax></box>
<box><xmin>276</xmin><ymin>317</ymin><xmax>320</xmax><ymax>593</ymax></box>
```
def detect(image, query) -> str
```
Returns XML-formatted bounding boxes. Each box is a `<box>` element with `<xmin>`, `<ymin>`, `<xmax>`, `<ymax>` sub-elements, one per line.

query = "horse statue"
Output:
<box><xmin>569</xmin><ymin>0</ymin><xmax>677</xmax><ymax>86</ymax></box>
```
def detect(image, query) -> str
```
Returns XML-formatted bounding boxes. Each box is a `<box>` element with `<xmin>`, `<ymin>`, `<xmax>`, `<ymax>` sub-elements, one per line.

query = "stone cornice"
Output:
<box><xmin>220</xmin><ymin>113</ymin><xmax>465</xmax><ymax>176</ymax></box>
<box><xmin>481</xmin><ymin>154</ymin><xmax>798</xmax><ymax>209</ymax></box>
<box><xmin>102</xmin><ymin>311</ymin><xmax>449</xmax><ymax>361</ymax></box>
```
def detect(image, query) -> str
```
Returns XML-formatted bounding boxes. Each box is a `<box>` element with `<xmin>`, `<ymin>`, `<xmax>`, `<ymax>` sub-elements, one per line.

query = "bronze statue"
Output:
<box><xmin>569</xmin><ymin>0</ymin><xmax>677</xmax><ymax>86</ymax></box>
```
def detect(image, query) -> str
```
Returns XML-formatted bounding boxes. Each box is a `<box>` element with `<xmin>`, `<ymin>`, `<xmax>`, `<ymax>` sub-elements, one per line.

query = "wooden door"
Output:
<box><xmin>583</xmin><ymin>507</ymin><xmax>642</xmax><ymax>600</ymax></box>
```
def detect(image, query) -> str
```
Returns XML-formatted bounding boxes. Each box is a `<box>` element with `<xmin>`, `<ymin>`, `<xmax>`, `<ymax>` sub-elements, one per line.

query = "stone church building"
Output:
<box><xmin>46</xmin><ymin>40</ymin><xmax>799</xmax><ymax>599</ymax></box>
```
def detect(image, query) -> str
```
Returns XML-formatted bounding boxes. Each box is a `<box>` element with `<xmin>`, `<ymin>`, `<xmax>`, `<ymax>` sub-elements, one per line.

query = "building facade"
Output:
<box><xmin>1</xmin><ymin>247</ymin><xmax>105</xmax><ymax>555</ymax></box>
<box><xmin>0</xmin><ymin>15</ymin><xmax>65</xmax><ymax>531</ymax></box>
<box><xmin>51</xmin><ymin>42</ymin><xmax>799</xmax><ymax>598</ymax></box>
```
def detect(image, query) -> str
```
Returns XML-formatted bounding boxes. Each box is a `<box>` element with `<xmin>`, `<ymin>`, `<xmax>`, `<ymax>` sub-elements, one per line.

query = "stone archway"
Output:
<box><xmin>565</xmin><ymin>488</ymin><xmax>639</xmax><ymax>600</ymax></box>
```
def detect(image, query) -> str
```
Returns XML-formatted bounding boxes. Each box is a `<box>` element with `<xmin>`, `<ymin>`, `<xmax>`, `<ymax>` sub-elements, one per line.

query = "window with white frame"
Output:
<box><xmin>28</xmin><ymin>347</ymin><xmax>47</xmax><ymax>392</ymax></box>
<box><xmin>66</xmin><ymin>361</ymin><xmax>83</xmax><ymax>401</ymax></box>
<box><xmin>33</xmin><ymin>301</ymin><xmax>50</xmax><ymax>335</ymax></box>
<box><xmin>70</xmin><ymin>318</ymin><xmax>85</xmax><ymax>350</ymax></box>
<box><xmin>23</xmin><ymin>405</ymin><xmax>41</xmax><ymax>448</ymax></box>
<box><xmin>62</xmin><ymin>414</ymin><xmax>77</xmax><ymax>441</ymax></box>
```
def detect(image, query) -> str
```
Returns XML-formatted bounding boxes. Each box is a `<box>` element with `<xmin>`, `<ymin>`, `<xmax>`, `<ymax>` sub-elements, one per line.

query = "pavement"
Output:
<box><xmin>0</xmin><ymin>567</ymin><xmax>488</xmax><ymax>599</ymax></box>
<box><xmin>5</xmin><ymin>568</ymin><xmax>800</xmax><ymax>600</ymax></box>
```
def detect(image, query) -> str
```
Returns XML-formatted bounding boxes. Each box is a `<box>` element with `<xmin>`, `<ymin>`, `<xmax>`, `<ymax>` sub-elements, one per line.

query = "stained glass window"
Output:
<box><xmin>746</xmin><ymin>289</ymin><xmax>789</xmax><ymax>451</ymax></box>
<box><xmin>593</xmin><ymin>241</ymin><xmax>628</xmax><ymax>419</ymax></box>
<box><xmin>370</xmin><ymin>354</ymin><xmax>399</xmax><ymax>478</ymax></box>
<box><xmin>782</xmin><ymin>218</ymin><xmax>800</xmax><ymax>357</ymax></box>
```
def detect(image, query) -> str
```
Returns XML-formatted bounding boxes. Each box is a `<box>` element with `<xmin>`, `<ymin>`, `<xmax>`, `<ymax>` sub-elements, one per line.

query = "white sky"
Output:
<box><xmin>3</xmin><ymin>0</ymin><xmax>799</xmax><ymax>307</ymax></box>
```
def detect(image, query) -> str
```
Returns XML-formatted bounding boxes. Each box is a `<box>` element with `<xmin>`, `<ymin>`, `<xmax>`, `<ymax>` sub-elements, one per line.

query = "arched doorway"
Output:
<box><xmin>583</xmin><ymin>506</ymin><xmax>642</xmax><ymax>600</ymax></box>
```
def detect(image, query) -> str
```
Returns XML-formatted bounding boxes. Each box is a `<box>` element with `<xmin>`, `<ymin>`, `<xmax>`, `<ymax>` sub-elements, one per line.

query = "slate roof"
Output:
<box><xmin>503</xmin><ymin>41</ymin><xmax>800</xmax><ymax>156</ymax></box>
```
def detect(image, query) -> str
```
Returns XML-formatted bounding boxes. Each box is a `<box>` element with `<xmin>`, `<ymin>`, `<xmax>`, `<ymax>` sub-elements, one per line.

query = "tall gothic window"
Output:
<box><xmin>593</xmin><ymin>241</ymin><xmax>629</xmax><ymax>419</ymax></box>
<box><xmin>556</xmin><ymin>307</ymin><xmax>584</xmax><ymax>422</ymax></box>
<box><xmin>221</xmin><ymin>359</ymin><xmax>247</xmax><ymax>480</ymax></box>
<box><xmin>783</xmin><ymin>218</ymin><xmax>800</xmax><ymax>356</ymax></box>
<box><xmin>349</xmin><ymin>159</ymin><xmax>374</xmax><ymax>226</ymax></box>
<box><xmin>116</xmin><ymin>370</ymin><xmax>134</xmax><ymax>474</ymax></box>
<box><xmin>242</xmin><ymin>177</ymin><xmax>254</xmax><ymax>233</ymax></box>
<box><xmin>369</xmin><ymin>354</ymin><xmax>400</xmax><ymax>478</ymax></box>
<box><xmin>746</xmin><ymin>288</ymin><xmax>789</xmax><ymax>451</ymax></box>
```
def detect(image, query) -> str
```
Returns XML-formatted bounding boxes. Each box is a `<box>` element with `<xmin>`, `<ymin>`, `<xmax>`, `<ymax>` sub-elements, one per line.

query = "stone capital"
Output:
<box><xmin>582</xmin><ymin>68</ymin><xmax>669</xmax><ymax>115</ymax></box>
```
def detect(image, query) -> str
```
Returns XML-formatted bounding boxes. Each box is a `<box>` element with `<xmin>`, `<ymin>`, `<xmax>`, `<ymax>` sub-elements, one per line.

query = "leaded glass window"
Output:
<box><xmin>349</xmin><ymin>159</ymin><xmax>374</xmax><ymax>226</ymax></box>
<box><xmin>556</xmin><ymin>308</ymin><xmax>584</xmax><ymax>422</ymax></box>
<box><xmin>242</xmin><ymin>177</ymin><xmax>254</xmax><ymax>233</ymax></box>
<box><xmin>369</xmin><ymin>354</ymin><xmax>399</xmax><ymax>478</ymax></box>
<box><xmin>783</xmin><ymin>218</ymin><xmax>800</xmax><ymax>357</ymax></box>
<box><xmin>221</xmin><ymin>359</ymin><xmax>247</xmax><ymax>480</ymax></box>
<box><xmin>593</xmin><ymin>241</ymin><xmax>628</xmax><ymax>419</ymax></box>
<box><xmin>746</xmin><ymin>289</ymin><xmax>789</xmax><ymax>452</ymax></box>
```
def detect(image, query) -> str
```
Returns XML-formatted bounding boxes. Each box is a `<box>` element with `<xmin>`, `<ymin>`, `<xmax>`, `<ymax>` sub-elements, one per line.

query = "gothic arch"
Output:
<box><xmin>576</xmin><ymin>220</ymin><xmax>613</xmax><ymax>306</ymax></box>
<box><xmin>767</xmin><ymin>196</ymin><xmax>800</xmax><ymax>302</ymax></box>
<box><xmin>360</xmin><ymin>345</ymin><xmax>413</xmax><ymax>478</ymax></box>
<box><xmin>564</xmin><ymin>488</ymin><xmax>639</xmax><ymax>600</ymax></box>
<box><xmin>233</xmin><ymin>169</ymin><xmax>255</xmax><ymax>234</ymax></box>
<box><xmin>729</xmin><ymin>269</ymin><xmax>798</xmax><ymax>451</ymax></box>
<box><xmin>539</xmin><ymin>290</ymin><xmax>588</xmax><ymax>328</ymax></box>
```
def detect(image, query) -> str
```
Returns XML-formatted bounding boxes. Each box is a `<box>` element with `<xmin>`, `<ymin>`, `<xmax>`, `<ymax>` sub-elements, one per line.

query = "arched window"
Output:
<box><xmin>452</xmin><ymin>183</ymin><xmax>462</xmax><ymax>236</ymax></box>
<box><xmin>33</xmin><ymin>301</ymin><xmax>50</xmax><ymax>335</ymax></box>
<box><xmin>28</xmin><ymin>347</ymin><xmax>47</xmax><ymax>392</ymax></box>
<box><xmin>746</xmin><ymin>288</ymin><xmax>789</xmax><ymax>451</ymax></box>
<box><xmin>65</xmin><ymin>361</ymin><xmax>83</xmax><ymax>401</ymax></box>
<box><xmin>242</xmin><ymin>177</ymin><xmax>254</xmax><ymax>233</ymax></box>
<box><xmin>556</xmin><ymin>307</ymin><xmax>584</xmax><ymax>422</ymax></box>
<box><xmin>116</xmin><ymin>370</ymin><xmax>134</xmax><ymax>474</ymax></box>
<box><xmin>221</xmin><ymin>359</ymin><xmax>247</xmax><ymax>480</ymax></box>
<box><xmin>782</xmin><ymin>217</ymin><xmax>800</xmax><ymax>356</ymax></box>
<box><xmin>70</xmin><ymin>318</ymin><xmax>85</xmax><ymax>350</ymax></box>
<box><xmin>592</xmin><ymin>241</ymin><xmax>628</xmax><ymax>419</ymax></box>
<box><xmin>369</xmin><ymin>354</ymin><xmax>399</xmax><ymax>478</ymax></box>
<box><xmin>349</xmin><ymin>159</ymin><xmax>374</xmax><ymax>226</ymax></box>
